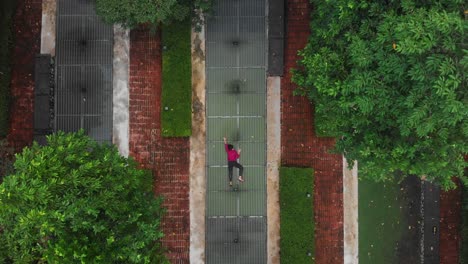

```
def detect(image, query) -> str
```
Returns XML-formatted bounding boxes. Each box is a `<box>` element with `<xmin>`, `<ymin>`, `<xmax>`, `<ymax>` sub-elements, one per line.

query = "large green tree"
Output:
<box><xmin>95</xmin><ymin>0</ymin><xmax>211</xmax><ymax>28</ymax></box>
<box><xmin>0</xmin><ymin>131</ymin><xmax>167</xmax><ymax>263</ymax></box>
<box><xmin>293</xmin><ymin>0</ymin><xmax>467</xmax><ymax>189</ymax></box>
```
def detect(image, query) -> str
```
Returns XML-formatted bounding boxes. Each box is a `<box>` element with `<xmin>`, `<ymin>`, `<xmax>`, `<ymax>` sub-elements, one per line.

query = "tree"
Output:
<box><xmin>293</xmin><ymin>0</ymin><xmax>467</xmax><ymax>189</ymax></box>
<box><xmin>0</xmin><ymin>131</ymin><xmax>168</xmax><ymax>263</ymax></box>
<box><xmin>95</xmin><ymin>0</ymin><xmax>212</xmax><ymax>29</ymax></box>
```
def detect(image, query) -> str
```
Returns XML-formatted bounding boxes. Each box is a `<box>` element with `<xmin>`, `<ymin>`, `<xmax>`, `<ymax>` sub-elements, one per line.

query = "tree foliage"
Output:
<box><xmin>0</xmin><ymin>131</ymin><xmax>167</xmax><ymax>263</ymax></box>
<box><xmin>95</xmin><ymin>0</ymin><xmax>212</xmax><ymax>29</ymax></box>
<box><xmin>293</xmin><ymin>0</ymin><xmax>467</xmax><ymax>189</ymax></box>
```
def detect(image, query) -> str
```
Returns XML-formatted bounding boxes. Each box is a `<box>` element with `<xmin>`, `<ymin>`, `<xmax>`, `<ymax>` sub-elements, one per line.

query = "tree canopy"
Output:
<box><xmin>293</xmin><ymin>0</ymin><xmax>467</xmax><ymax>189</ymax></box>
<box><xmin>95</xmin><ymin>0</ymin><xmax>212</xmax><ymax>29</ymax></box>
<box><xmin>0</xmin><ymin>131</ymin><xmax>167</xmax><ymax>263</ymax></box>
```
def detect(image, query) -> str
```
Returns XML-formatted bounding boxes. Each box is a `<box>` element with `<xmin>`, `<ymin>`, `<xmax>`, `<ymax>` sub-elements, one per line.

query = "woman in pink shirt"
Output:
<box><xmin>223</xmin><ymin>137</ymin><xmax>244</xmax><ymax>186</ymax></box>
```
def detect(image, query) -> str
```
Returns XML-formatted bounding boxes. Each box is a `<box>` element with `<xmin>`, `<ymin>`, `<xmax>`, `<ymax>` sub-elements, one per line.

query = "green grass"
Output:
<box><xmin>359</xmin><ymin>179</ymin><xmax>407</xmax><ymax>264</ymax></box>
<box><xmin>161</xmin><ymin>19</ymin><xmax>192</xmax><ymax>137</ymax></box>
<box><xmin>280</xmin><ymin>167</ymin><xmax>315</xmax><ymax>264</ymax></box>
<box><xmin>0</xmin><ymin>0</ymin><xmax>16</xmax><ymax>138</ymax></box>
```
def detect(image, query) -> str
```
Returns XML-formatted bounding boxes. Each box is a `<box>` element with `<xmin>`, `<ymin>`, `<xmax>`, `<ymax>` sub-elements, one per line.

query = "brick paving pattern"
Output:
<box><xmin>129</xmin><ymin>27</ymin><xmax>190</xmax><ymax>263</ymax></box>
<box><xmin>439</xmin><ymin>180</ymin><xmax>462</xmax><ymax>264</ymax></box>
<box><xmin>7</xmin><ymin>0</ymin><xmax>42</xmax><ymax>152</ymax></box>
<box><xmin>281</xmin><ymin>0</ymin><xmax>344</xmax><ymax>263</ymax></box>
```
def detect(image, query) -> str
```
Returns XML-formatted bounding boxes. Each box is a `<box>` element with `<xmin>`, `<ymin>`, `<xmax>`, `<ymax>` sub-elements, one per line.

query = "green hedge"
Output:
<box><xmin>280</xmin><ymin>167</ymin><xmax>315</xmax><ymax>264</ymax></box>
<box><xmin>0</xmin><ymin>0</ymin><xmax>16</xmax><ymax>138</ymax></box>
<box><xmin>161</xmin><ymin>19</ymin><xmax>192</xmax><ymax>137</ymax></box>
<box><xmin>461</xmin><ymin>185</ymin><xmax>468</xmax><ymax>264</ymax></box>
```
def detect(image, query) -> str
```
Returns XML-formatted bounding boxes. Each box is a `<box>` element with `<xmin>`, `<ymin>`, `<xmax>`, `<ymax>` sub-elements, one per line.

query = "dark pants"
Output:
<box><xmin>228</xmin><ymin>161</ymin><xmax>244</xmax><ymax>181</ymax></box>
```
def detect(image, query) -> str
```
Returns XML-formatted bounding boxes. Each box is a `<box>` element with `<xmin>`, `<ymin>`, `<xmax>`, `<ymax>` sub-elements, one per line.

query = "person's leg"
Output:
<box><xmin>233</xmin><ymin>161</ymin><xmax>244</xmax><ymax>182</ymax></box>
<box><xmin>228</xmin><ymin>161</ymin><xmax>234</xmax><ymax>184</ymax></box>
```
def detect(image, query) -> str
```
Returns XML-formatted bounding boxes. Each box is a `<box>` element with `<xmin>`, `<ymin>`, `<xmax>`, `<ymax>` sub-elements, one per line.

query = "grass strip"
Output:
<box><xmin>0</xmin><ymin>0</ymin><xmax>16</xmax><ymax>138</ymax></box>
<box><xmin>280</xmin><ymin>167</ymin><xmax>314</xmax><ymax>263</ymax></box>
<box><xmin>161</xmin><ymin>19</ymin><xmax>192</xmax><ymax>137</ymax></box>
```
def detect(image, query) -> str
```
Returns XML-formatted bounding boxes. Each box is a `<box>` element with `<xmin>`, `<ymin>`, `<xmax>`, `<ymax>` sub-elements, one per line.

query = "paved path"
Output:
<box><xmin>7</xmin><ymin>0</ymin><xmax>41</xmax><ymax>152</ymax></box>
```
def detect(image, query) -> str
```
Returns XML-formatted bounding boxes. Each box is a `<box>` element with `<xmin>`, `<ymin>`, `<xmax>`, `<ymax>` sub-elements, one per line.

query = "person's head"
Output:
<box><xmin>227</xmin><ymin>144</ymin><xmax>234</xmax><ymax>150</ymax></box>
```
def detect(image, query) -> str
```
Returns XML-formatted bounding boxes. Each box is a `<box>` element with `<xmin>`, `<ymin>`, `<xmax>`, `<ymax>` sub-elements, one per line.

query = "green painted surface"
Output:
<box><xmin>206</xmin><ymin>0</ymin><xmax>267</xmax><ymax>262</ymax></box>
<box><xmin>206</xmin><ymin>120</ymin><xmax>238</xmax><ymax>142</ymax></box>
<box><xmin>236</xmin><ymin>142</ymin><xmax>266</xmax><ymax>166</ymax></box>
<box><xmin>207</xmin><ymin>167</ymin><xmax>231</xmax><ymax>190</ymax></box>
<box><xmin>207</xmin><ymin>191</ymin><xmax>238</xmax><ymax>216</ymax></box>
<box><xmin>207</xmin><ymin>167</ymin><xmax>265</xmax><ymax>191</ymax></box>
<box><xmin>207</xmin><ymin>94</ymin><xmax>265</xmax><ymax>117</ymax></box>
<box><xmin>358</xmin><ymin>179</ymin><xmax>408</xmax><ymax>264</ymax></box>
<box><xmin>207</xmin><ymin>142</ymin><xmax>266</xmax><ymax>166</ymax></box>
<box><xmin>207</xmin><ymin>68</ymin><xmax>266</xmax><ymax>93</ymax></box>
<box><xmin>207</xmin><ymin>95</ymin><xmax>237</xmax><ymax>116</ymax></box>
<box><xmin>239</xmin><ymin>190</ymin><xmax>265</xmax><ymax>216</ymax></box>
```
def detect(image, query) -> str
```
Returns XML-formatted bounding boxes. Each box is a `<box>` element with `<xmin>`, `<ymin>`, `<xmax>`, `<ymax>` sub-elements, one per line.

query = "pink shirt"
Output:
<box><xmin>225</xmin><ymin>144</ymin><xmax>240</xmax><ymax>161</ymax></box>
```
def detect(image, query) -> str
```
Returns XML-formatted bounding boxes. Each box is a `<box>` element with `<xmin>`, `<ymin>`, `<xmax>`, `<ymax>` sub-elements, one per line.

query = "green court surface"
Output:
<box><xmin>205</xmin><ymin>0</ymin><xmax>268</xmax><ymax>262</ymax></box>
<box><xmin>359</xmin><ymin>177</ymin><xmax>421</xmax><ymax>264</ymax></box>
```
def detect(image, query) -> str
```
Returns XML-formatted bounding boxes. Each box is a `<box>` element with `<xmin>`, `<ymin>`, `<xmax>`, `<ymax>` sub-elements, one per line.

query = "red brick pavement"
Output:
<box><xmin>6</xmin><ymin>0</ymin><xmax>42</xmax><ymax>152</ymax></box>
<box><xmin>439</xmin><ymin>180</ymin><xmax>462</xmax><ymax>264</ymax></box>
<box><xmin>281</xmin><ymin>1</ymin><xmax>344</xmax><ymax>263</ymax></box>
<box><xmin>129</xmin><ymin>27</ymin><xmax>190</xmax><ymax>264</ymax></box>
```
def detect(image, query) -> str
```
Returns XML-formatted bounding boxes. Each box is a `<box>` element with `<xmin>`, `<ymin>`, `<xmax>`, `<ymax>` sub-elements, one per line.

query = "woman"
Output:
<box><xmin>223</xmin><ymin>137</ymin><xmax>244</xmax><ymax>186</ymax></box>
